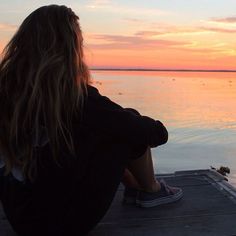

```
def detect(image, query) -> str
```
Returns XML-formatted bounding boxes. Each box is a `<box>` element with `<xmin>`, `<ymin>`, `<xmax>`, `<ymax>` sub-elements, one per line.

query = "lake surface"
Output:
<box><xmin>91</xmin><ymin>70</ymin><xmax>236</xmax><ymax>186</ymax></box>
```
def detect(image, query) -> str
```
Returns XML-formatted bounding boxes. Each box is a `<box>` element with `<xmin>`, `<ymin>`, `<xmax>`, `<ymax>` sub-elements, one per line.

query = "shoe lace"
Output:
<box><xmin>160</xmin><ymin>179</ymin><xmax>174</xmax><ymax>195</ymax></box>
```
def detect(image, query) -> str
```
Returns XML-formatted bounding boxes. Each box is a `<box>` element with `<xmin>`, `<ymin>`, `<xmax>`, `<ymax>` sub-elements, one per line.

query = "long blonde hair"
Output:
<box><xmin>0</xmin><ymin>5</ymin><xmax>90</xmax><ymax>180</ymax></box>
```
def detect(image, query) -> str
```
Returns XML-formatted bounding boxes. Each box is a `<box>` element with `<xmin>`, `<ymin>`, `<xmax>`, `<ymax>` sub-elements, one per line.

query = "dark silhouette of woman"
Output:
<box><xmin>0</xmin><ymin>5</ymin><xmax>182</xmax><ymax>236</ymax></box>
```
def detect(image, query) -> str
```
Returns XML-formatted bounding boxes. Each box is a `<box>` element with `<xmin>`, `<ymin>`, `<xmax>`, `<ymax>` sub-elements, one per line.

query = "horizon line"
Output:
<box><xmin>90</xmin><ymin>68</ymin><xmax>236</xmax><ymax>73</ymax></box>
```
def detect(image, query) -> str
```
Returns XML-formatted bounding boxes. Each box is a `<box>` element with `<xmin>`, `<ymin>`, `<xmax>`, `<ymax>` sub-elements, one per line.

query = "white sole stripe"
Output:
<box><xmin>136</xmin><ymin>190</ymin><xmax>183</xmax><ymax>208</ymax></box>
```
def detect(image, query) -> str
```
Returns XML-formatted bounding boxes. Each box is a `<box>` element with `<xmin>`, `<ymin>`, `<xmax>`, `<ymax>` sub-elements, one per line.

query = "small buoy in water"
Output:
<box><xmin>217</xmin><ymin>166</ymin><xmax>230</xmax><ymax>176</ymax></box>
<box><xmin>211</xmin><ymin>166</ymin><xmax>230</xmax><ymax>181</ymax></box>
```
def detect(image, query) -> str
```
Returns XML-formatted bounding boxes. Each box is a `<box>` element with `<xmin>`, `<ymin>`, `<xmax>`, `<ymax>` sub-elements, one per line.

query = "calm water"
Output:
<box><xmin>91</xmin><ymin>70</ymin><xmax>236</xmax><ymax>186</ymax></box>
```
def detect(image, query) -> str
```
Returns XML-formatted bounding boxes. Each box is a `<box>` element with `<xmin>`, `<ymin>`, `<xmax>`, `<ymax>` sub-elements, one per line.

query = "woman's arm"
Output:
<box><xmin>82</xmin><ymin>85</ymin><xmax>168</xmax><ymax>148</ymax></box>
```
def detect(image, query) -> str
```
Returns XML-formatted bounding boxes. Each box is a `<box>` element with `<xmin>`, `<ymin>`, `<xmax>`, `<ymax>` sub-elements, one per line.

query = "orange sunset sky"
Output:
<box><xmin>0</xmin><ymin>0</ymin><xmax>236</xmax><ymax>70</ymax></box>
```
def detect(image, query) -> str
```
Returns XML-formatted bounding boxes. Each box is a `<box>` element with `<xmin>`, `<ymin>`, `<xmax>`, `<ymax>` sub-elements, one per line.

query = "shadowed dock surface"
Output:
<box><xmin>90</xmin><ymin>170</ymin><xmax>236</xmax><ymax>236</ymax></box>
<box><xmin>1</xmin><ymin>169</ymin><xmax>236</xmax><ymax>236</ymax></box>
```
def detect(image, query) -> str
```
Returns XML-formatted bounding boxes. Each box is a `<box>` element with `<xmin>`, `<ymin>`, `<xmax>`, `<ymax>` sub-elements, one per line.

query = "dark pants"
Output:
<box><xmin>0</xmin><ymin>109</ymin><xmax>146</xmax><ymax>235</ymax></box>
<box><xmin>0</xmin><ymin>140</ymin><xmax>145</xmax><ymax>235</ymax></box>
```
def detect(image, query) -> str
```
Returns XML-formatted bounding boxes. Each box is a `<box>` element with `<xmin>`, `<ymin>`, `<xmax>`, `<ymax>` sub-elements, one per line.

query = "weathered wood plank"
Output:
<box><xmin>90</xmin><ymin>170</ymin><xmax>236</xmax><ymax>235</ymax></box>
<box><xmin>89</xmin><ymin>214</ymin><xmax>236</xmax><ymax>236</ymax></box>
<box><xmin>1</xmin><ymin>169</ymin><xmax>236</xmax><ymax>235</ymax></box>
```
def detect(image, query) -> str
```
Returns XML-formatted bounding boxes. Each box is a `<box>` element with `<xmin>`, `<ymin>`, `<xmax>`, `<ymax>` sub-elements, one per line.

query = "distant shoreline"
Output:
<box><xmin>91</xmin><ymin>68</ymin><xmax>236</xmax><ymax>73</ymax></box>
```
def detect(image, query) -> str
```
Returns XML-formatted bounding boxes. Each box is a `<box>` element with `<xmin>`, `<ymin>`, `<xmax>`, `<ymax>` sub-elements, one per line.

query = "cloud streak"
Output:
<box><xmin>200</xmin><ymin>26</ymin><xmax>236</xmax><ymax>34</ymax></box>
<box><xmin>88</xmin><ymin>34</ymin><xmax>187</xmax><ymax>50</ymax></box>
<box><xmin>86</xmin><ymin>28</ymin><xmax>234</xmax><ymax>57</ymax></box>
<box><xmin>86</xmin><ymin>0</ymin><xmax>112</xmax><ymax>9</ymax></box>
<box><xmin>210</xmin><ymin>17</ymin><xmax>236</xmax><ymax>24</ymax></box>
<box><xmin>135</xmin><ymin>27</ymin><xmax>207</xmax><ymax>37</ymax></box>
<box><xmin>135</xmin><ymin>24</ymin><xmax>236</xmax><ymax>38</ymax></box>
<box><xmin>123</xmin><ymin>18</ymin><xmax>144</xmax><ymax>24</ymax></box>
<box><xmin>85</xmin><ymin>1</ymin><xmax>169</xmax><ymax>16</ymax></box>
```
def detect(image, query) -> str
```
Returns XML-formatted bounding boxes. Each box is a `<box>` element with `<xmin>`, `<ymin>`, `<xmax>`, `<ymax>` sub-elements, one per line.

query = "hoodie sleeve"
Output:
<box><xmin>81</xmin><ymin>85</ymin><xmax>168</xmax><ymax>148</ymax></box>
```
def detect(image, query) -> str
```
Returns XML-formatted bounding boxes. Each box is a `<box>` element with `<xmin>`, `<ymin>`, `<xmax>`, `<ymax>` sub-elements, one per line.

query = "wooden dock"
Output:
<box><xmin>90</xmin><ymin>169</ymin><xmax>236</xmax><ymax>236</ymax></box>
<box><xmin>1</xmin><ymin>169</ymin><xmax>236</xmax><ymax>236</ymax></box>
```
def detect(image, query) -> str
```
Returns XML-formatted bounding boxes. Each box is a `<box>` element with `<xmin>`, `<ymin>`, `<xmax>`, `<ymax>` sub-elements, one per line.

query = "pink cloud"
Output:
<box><xmin>135</xmin><ymin>27</ymin><xmax>202</xmax><ymax>37</ymax></box>
<box><xmin>135</xmin><ymin>25</ymin><xmax>236</xmax><ymax>37</ymax></box>
<box><xmin>210</xmin><ymin>17</ymin><xmax>236</xmax><ymax>23</ymax></box>
<box><xmin>123</xmin><ymin>18</ymin><xmax>144</xmax><ymax>24</ymax></box>
<box><xmin>200</xmin><ymin>26</ymin><xmax>236</xmax><ymax>34</ymax></box>
<box><xmin>86</xmin><ymin>32</ymin><xmax>233</xmax><ymax>57</ymax></box>
<box><xmin>88</xmin><ymin>34</ymin><xmax>187</xmax><ymax>50</ymax></box>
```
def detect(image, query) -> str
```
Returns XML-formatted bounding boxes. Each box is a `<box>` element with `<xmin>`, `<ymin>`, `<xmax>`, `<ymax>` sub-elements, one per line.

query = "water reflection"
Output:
<box><xmin>92</xmin><ymin>71</ymin><xmax>236</xmax><ymax>185</ymax></box>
